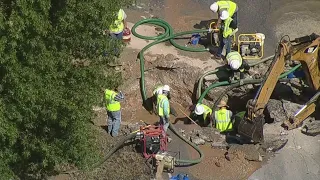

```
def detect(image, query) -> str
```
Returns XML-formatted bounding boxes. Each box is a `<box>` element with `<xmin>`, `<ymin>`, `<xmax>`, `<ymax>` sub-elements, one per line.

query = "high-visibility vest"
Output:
<box><xmin>109</xmin><ymin>9</ymin><xmax>125</xmax><ymax>33</ymax></box>
<box><xmin>200</xmin><ymin>104</ymin><xmax>213</xmax><ymax>121</ymax></box>
<box><xmin>157</xmin><ymin>94</ymin><xmax>170</xmax><ymax>117</ymax></box>
<box><xmin>214</xmin><ymin>108</ymin><xmax>233</xmax><ymax>132</ymax></box>
<box><xmin>226</xmin><ymin>51</ymin><xmax>243</xmax><ymax>67</ymax></box>
<box><xmin>223</xmin><ymin>17</ymin><xmax>233</xmax><ymax>38</ymax></box>
<box><xmin>217</xmin><ymin>1</ymin><xmax>237</xmax><ymax>17</ymax></box>
<box><xmin>105</xmin><ymin>89</ymin><xmax>121</xmax><ymax>112</ymax></box>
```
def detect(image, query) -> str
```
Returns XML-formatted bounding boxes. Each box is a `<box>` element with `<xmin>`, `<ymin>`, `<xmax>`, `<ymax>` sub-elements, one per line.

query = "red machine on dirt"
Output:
<box><xmin>138</xmin><ymin>125</ymin><xmax>168</xmax><ymax>159</ymax></box>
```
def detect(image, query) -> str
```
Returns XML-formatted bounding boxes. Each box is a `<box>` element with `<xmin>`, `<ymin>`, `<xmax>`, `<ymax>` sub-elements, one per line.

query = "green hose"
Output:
<box><xmin>197</xmin><ymin>64</ymin><xmax>301</xmax><ymax>104</ymax></box>
<box><xmin>132</xmin><ymin>18</ymin><xmax>208</xmax><ymax>165</ymax></box>
<box><xmin>196</xmin><ymin>55</ymin><xmax>275</xmax><ymax>99</ymax></box>
<box><xmin>132</xmin><ymin>18</ymin><xmax>209</xmax><ymax>102</ymax></box>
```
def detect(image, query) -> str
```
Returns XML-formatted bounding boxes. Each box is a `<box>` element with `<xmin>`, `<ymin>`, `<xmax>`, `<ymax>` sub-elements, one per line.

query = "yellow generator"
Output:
<box><xmin>209</xmin><ymin>22</ymin><xmax>265</xmax><ymax>60</ymax></box>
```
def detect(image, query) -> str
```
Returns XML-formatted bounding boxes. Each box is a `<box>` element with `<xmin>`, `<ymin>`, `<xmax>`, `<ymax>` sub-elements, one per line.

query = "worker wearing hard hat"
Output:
<box><xmin>193</xmin><ymin>103</ymin><xmax>213</xmax><ymax>127</ymax></box>
<box><xmin>210</xmin><ymin>1</ymin><xmax>238</xmax><ymax>29</ymax></box>
<box><xmin>107</xmin><ymin>9</ymin><xmax>128</xmax><ymax>40</ymax></box>
<box><xmin>104</xmin><ymin>88</ymin><xmax>125</xmax><ymax>137</ymax></box>
<box><xmin>226</xmin><ymin>51</ymin><xmax>250</xmax><ymax>81</ymax></box>
<box><xmin>214</xmin><ymin>100</ymin><xmax>233</xmax><ymax>132</ymax></box>
<box><xmin>157</xmin><ymin>86</ymin><xmax>171</xmax><ymax>132</ymax></box>
<box><xmin>152</xmin><ymin>84</ymin><xmax>168</xmax><ymax>113</ymax></box>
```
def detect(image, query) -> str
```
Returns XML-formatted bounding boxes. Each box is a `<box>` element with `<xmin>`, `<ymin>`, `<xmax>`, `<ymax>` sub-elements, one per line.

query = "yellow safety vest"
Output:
<box><xmin>105</xmin><ymin>89</ymin><xmax>121</xmax><ymax>112</ymax></box>
<box><xmin>217</xmin><ymin>1</ymin><xmax>237</xmax><ymax>17</ymax></box>
<box><xmin>201</xmin><ymin>104</ymin><xmax>213</xmax><ymax>121</ymax></box>
<box><xmin>157</xmin><ymin>94</ymin><xmax>170</xmax><ymax>117</ymax></box>
<box><xmin>214</xmin><ymin>108</ymin><xmax>233</xmax><ymax>132</ymax></box>
<box><xmin>223</xmin><ymin>17</ymin><xmax>233</xmax><ymax>38</ymax></box>
<box><xmin>109</xmin><ymin>9</ymin><xmax>125</xmax><ymax>33</ymax></box>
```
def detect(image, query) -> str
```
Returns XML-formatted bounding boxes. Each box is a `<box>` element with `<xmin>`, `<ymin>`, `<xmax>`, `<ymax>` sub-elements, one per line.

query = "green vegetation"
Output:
<box><xmin>0</xmin><ymin>0</ymin><xmax>129</xmax><ymax>179</ymax></box>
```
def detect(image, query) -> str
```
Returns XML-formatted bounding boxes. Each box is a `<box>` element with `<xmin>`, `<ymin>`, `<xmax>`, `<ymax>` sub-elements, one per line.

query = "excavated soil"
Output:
<box><xmin>52</xmin><ymin>0</ymin><xmax>320</xmax><ymax>179</ymax></box>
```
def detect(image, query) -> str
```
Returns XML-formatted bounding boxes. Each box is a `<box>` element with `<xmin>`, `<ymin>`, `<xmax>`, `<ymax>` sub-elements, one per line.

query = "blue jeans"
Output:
<box><xmin>217</xmin><ymin>36</ymin><xmax>231</xmax><ymax>57</ymax></box>
<box><xmin>107</xmin><ymin>110</ymin><xmax>121</xmax><ymax>137</ymax></box>
<box><xmin>159</xmin><ymin>116</ymin><xmax>169</xmax><ymax>132</ymax></box>
<box><xmin>110</xmin><ymin>31</ymin><xmax>123</xmax><ymax>40</ymax></box>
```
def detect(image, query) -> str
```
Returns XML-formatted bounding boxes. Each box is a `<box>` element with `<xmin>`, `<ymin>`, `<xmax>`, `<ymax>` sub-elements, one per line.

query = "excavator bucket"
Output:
<box><xmin>237</xmin><ymin>115</ymin><xmax>264</xmax><ymax>143</ymax></box>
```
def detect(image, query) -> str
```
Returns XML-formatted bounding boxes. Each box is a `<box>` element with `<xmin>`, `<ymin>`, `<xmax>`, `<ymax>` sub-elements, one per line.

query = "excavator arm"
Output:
<box><xmin>238</xmin><ymin>33</ymin><xmax>320</xmax><ymax>142</ymax></box>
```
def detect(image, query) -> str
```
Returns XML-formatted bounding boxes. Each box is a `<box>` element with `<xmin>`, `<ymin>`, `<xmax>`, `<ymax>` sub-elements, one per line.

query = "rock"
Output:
<box><xmin>266</xmin><ymin>99</ymin><xmax>287</xmax><ymax>122</ymax></box>
<box><xmin>199</xmin><ymin>134</ymin><xmax>212</xmax><ymax>142</ymax></box>
<box><xmin>261</xmin><ymin>136</ymin><xmax>288</xmax><ymax>152</ymax></box>
<box><xmin>211</xmin><ymin>141</ymin><xmax>228</xmax><ymax>148</ymax></box>
<box><xmin>190</xmin><ymin>136</ymin><xmax>205</xmax><ymax>145</ymax></box>
<box><xmin>228</xmin><ymin>144</ymin><xmax>263</xmax><ymax>162</ymax></box>
<box><xmin>301</xmin><ymin>120</ymin><xmax>320</xmax><ymax>136</ymax></box>
<box><xmin>282</xmin><ymin>100</ymin><xmax>303</xmax><ymax>118</ymax></box>
<box><xmin>165</xmin><ymin>53</ymin><xmax>176</xmax><ymax>61</ymax></box>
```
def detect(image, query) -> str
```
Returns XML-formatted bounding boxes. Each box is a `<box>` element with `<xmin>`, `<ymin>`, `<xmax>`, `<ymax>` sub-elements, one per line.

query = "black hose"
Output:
<box><xmin>61</xmin><ymin>133</ymin><xmax>137</xmax><ymax>175</ymax></box>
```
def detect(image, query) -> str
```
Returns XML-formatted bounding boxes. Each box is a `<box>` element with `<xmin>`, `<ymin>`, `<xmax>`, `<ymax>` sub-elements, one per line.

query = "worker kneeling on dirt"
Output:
<box><xmin>226</xmin><ymin>51</ymin><xmax>250</xmax><ymax>81</ymax></box>
<box><xmin>214</xmin><ymin>100</ymin><xmax>233</xmax><ymax>132</ymax></box>
<box><xmin>193</xmin><ymin>103</ymin><xmax>213</xmax><ymax>127</ymax></box>
<box><xmin>157</xmin><ymin>86</ymin><xmax>171</xmax><ymax>132</ymax></box>
<box><xmin>105</xmin><ymin>88</ymin><xmax>125</xmax><ymax>137</ymax></box>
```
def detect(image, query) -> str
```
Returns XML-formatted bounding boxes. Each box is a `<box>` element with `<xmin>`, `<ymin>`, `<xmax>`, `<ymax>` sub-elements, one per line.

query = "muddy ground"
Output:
<box><xmin>52</xmin><ymin>0</ymin><xmax>320</xmax><ymax>180</ymax></box>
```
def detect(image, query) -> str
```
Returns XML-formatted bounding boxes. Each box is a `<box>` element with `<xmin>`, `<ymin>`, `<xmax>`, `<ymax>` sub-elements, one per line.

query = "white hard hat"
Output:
<box><xmin>195</xmin><ymin>104</ymin><xmax>205</xmax><ymax>115</ymax></box>
<box><xmin>210</xmin><ymin>2</ymin><xmax>218</xmax><ymax>12</ymax></box>
<box><xmin>162</xmin><ymin>85</ymin><xmax>170</xmax><ymax>92</ymax></box>
<box><xmin>156</xmin><ymin>88</ymin><xmax>163</xmax><ymax>95</ymax></box>
<box><xmin>229</xmin><ymin>59</ymin><xmax>241</xmax><ymax>70</ymax></box>
<box><xmin>220</xmin><ymin>10</ymin><xmax>229</xmax><ymax>20</ymax></box>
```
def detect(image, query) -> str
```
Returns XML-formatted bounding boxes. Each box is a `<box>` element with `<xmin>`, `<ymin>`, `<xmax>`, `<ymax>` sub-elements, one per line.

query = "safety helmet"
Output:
<box><xmin>210</xmin><ymin>2</ymin><xmax>218</xmax><ymax>12</ymax></box>
<box><xmin>162</xmin><ymin>85</ymin><xmax>170</xmax><ymax>92</ymax></box>
<box><xmin>229</xmin><ymin>59</ymin><xmax>241</xmax><ymax>70</ymax></box>
<box><xmin>220</xmin><ymin>10</ymin><xmax>229</xmax><ymax>20</ymax></box>
<box><xmin>194</xmin><ymin>104</ymin><xmax>205</xmax><ymax>115</ymax></box>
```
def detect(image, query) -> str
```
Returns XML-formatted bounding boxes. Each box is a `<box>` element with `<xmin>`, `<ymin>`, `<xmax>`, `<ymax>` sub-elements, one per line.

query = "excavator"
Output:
<box><xmin>238</xmin><ymin>33</ymin><xmax>320</xmax><ymax>143</ymax></box>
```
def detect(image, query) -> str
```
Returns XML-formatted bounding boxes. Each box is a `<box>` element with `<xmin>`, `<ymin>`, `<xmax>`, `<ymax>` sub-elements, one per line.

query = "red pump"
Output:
<box><xmin>139</xmin><ymin>125</ymin><xmax>168</xmax><ymax>159</ymax></box>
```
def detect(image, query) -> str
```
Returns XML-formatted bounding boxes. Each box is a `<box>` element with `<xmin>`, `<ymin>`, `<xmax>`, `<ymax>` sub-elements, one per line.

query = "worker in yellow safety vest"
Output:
<box><xmin>193</xmin><ymin>103</ymin><xmax>214</xmax><ymax>127</ymax></box>
<box><xmin>152</xmin><ymin>84</ymin><xmax>168</xmax><ymax>113</ymax></box>
<box><xmin>214</xmin><ymin>100</ymin><xmax>233</xmax><ymax>132</ymax></box>
<box><xmin>105</xmin><ymin>88</ymin><xmax>125</xmax><ymax>137</ymax></box>
<box><xmin>108</xmin><ymin>9</ymin><xmax>127</xmax><ymax>40</ymax></box>
<box><xmin>226</xmin><ymin>51</ymin><xmax>250</xmax><ymax>81</ymax></box>
<box><xmin>210</xmin><ymin>1</ymin><xmax>238</xmax><ymax>29</ymax></box>
<box><xmin>157</xmin><ymin>86</ymin><xmax>171</xmax><ymax>132</ymax></box>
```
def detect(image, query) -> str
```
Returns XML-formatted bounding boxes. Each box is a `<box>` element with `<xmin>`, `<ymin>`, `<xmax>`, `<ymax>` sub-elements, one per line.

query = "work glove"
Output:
<box><xmin>208</xmin><ymin>28</ymin><xmax>214</xmax><ymax>33</ymax></box>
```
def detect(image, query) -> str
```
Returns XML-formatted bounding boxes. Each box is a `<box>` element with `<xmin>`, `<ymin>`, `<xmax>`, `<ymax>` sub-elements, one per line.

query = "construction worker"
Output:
<box><xmin>193</xmin><ymin>103</ymin><xmax>213</xmax><ymax>127</ymax></box>
<box><xmin>210</xmin><ymin>1</ymin><xmax>238</xmax><ymax>29</ymax></box>
<box><xmin>213</xmin><ymin>100</ymin><xmax>233</xmax><ymax>132</ymax></box>
<box><xmin>226</xmin><ymin>51</ymin><xmax>250</xmax><ymax>81</ymax></box>
<box><xmin>108</xmin><ymin>9</ymin><xmax>127</xmax><ymax>40</ymax></box>
<box><xmin>214</xmin><ymin>12</ymin><xmax>238</xmax><ymax>59</ymax></box>
<box><xmin>157</xmin><ymin>86</ymin><xmax>171</xmax><ymax>132</ymax></box>
<box><xmin>152</xmin><ymin>85</ymin><xmax>168</xmax><ymax>113</ymax></box>
<box><xmin>105</xmin><ymin>88</ymin><xmax>124</xmax><ymax>137</ymax></box>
